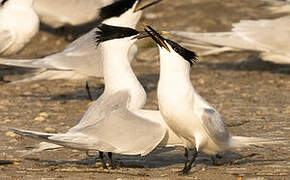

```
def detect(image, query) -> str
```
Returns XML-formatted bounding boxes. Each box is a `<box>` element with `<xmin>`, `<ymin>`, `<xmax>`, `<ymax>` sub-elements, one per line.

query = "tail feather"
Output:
<box><xmin>9</xmin><ymin>128</ymin><xmax>81</xmax><ymax>150</ymax></box>
<box><xmin>229</xmin><ymin>136</ymin><xmax>283</xmax><ymax>148</ymax></box>
<box><xmin>0</xmin><ymin>58</ymin><xmax>44</xmax><ymax>69</ymax></box>
<box><xmin>20</xmin><ymin>142</ymin><xmax>62</xmax><ymax>157</ymax></box>
<box><xmin>9</xmin><ymin>128</ymin><xmax>99</xmax><ymax>152</ymax></box>
<box><xmin>9</xmin><ymin>128</ymin><xmax>54</xmax><ymax>141</ymax></box>
<box><xmin>8</xmin><ymin>69</ymin><xmax>87</xmax><ymax>84</ymax></box>
<box><xmin>170</xmin><ymin>31</ymin><xmax>260</xmax><ymax>52</ymax></box>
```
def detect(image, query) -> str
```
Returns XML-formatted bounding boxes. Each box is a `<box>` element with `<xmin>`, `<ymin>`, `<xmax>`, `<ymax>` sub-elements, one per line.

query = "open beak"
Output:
<box><xmin>134</xmin><ymin>0</ymin><xmax>162</xmax><ymax>12</ymax></box>
<box><xmin>143</xmin><ymin>25</ymin><xmax>171</xmax><ymax>52</ymax></box>
<box><xmin>134</xmin><ymin>31</ymin><xmax>150</xmax><ymax>39</ymax></box>
<box><xmin>134</xmin><ymin>29</ymin><xmax>168</xmax><ymax>40</ymax></box>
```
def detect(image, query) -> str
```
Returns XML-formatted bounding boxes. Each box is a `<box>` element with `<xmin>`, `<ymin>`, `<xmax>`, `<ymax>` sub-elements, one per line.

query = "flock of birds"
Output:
<box><xmin>0</xmin><ymin>0</ymin><xmax>287</xmax><ymax>175</ymax></box>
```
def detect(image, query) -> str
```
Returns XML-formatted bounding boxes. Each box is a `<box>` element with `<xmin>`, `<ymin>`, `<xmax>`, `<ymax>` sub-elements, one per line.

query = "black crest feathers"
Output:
<box><xmin>98</xmin><ymin>0</ymin><xmax>136</xmax><ymax>21</ymax></box>
<box><xmin>166</xmin><ymin>40</ymin><xmax>198</xmax><ymax>66</ymax></box>
<box><xmin>94</xmin><ymin>24</ymin><xmax>139</xmax><ymax>45</ymax></box>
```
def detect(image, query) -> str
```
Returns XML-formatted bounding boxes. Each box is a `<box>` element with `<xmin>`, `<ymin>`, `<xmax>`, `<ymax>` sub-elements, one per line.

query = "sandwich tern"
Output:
<box><xmin>145</xmin><ymin>25</ymin><xmax>279</xmax><ymax>174</ymax></box>
<box><xmin>33</xmin><ymin>0</ymin><xmax>114</xmax><ymax>28</ymax></box>
<box><xmin>0</xmin><ymin>0</ymin><xmax>161</xmax><ymax>85</ymax></box>
<box><xmin>171</xmin><ymin>16</ymin><xmax>290</xmax><ymax>64</ymax></box>
<box><xmin>9</xmin><ymin>24</ymin><xmax>182</xmax><ymax>168</ymax></box>
<box><xmin>0</xmin><ymin>0</ymin><xmax>39</xmax><ymax>56</ymax></box>
<box><xmin>34</xmin><ymin>0</ymin><xmax>161</xmax><ymax>28</ymax></box>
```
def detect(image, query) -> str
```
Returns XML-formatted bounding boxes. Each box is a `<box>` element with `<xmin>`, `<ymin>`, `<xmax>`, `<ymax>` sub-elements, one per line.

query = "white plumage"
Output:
<box><xmin>145</xmin><ymin>25</ymin><xmax>280</xmax><ymax>174</ymax></box>
<box><xmin>0</xmin><ymin>0</ymin><xmax>149</xmax><ymax>83</ymax></box>
<box><xmin>0</xmin><ymin>0</ymin><xmax>39</xmax><ymax>56</ymax></box>
<box><xmin>171</xmin><ymin>16</ymin><xmax>290</xmax><ymax>64</ymax></box>
<box><xmin>11</xmin><ymin>25</ymin><xmax>182</xmax><ymax>160</ymax></box>
<box><xmin>34</xmin><ymin>0</ymin><xmax>114</xmax><ymax>28</ymax></box>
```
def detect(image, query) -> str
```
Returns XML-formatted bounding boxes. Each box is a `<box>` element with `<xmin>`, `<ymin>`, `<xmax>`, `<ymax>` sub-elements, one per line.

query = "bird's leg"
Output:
<box><xmin>188</xmin><ymin>148</ymin><xmax>198</xmax><ymax>168</ymax></box>
<box><xmin>108</xmin><ymin>152</ymin><xmax>116</xmax><ymax>169</ymax></box>
<box><xmin>211</xmin><ymin>154</ymin><xmax>222</xmax><ymax>166</ymax></box>
<box><xmin>85</xmin><ymin>81</ymin><xmax>93</xmax><ymax>101</ymax></box>
<box><xmin>86</xmin><ymin>150</ymin><xmax>107</xmax><ymax>168</ymax></box>
<box><xmin>98</xmin><ymin>151</ymin><xmax>108</xmax><ymax>169</ymax></box>
<box><xmin>179</xmin><ymin>148</ymin><xmax>189</xmax><ymax>174</ymax></box>
<box><xmin>180</xmin><ymin>148</ymin><xmax>198</xmax><ymax>175</ymax></box>
<box><xmin>215</xmin><ymin>154</ymin><xmax>222</xmax><ymax>159</ymax></box>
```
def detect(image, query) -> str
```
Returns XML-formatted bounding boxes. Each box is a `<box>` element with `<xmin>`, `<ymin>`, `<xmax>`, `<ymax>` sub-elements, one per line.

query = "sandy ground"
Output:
<box><xmin>0</xmin><ymin>0</ymin><xmax>289</xmax><ymax>179</ymax></box>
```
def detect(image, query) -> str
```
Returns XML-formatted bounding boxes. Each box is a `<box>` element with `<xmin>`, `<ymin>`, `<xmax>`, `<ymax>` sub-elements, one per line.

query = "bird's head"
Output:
<box><xmin>94</xmin><ymin>24</ymin><xmax>150</xmax><ymax>51</ymax></box>
<box><xmin>144</xmin><ymin>25</ymin><xmax>198</xmax><ymax>67</ymax></box>
<box><xmin>99</xmin><ymin>0</ymin><xmax>161</xmax><ymax>28</ymax></box>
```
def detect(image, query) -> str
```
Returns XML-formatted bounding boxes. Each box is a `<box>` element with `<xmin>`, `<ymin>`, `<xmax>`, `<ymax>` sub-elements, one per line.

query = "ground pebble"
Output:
<box><xmin>5</xmin><ymin>131</ymin><xmax>17</xmax><ymax>137</ymax></box>
<box><xmin>34</xmin><ymin>116</ymin><xmax>45</xmax><ymax>122</ymax></box>
<box><xmin>34</xmin><ymin>112</ymin><xmax>49</xmax><ymax>121</ymax></box>
<box><xmin>44</xmin><ymin>127</ymin><xmax>56</xmax><ymax>133</ymax></box>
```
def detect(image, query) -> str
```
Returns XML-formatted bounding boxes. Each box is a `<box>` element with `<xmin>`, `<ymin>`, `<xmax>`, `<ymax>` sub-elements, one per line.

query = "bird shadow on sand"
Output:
<box><xmin>16</xmin><ymin>84</ymin><xmax>104</xmax><ymax>101</ymax></box>
<box><xmin>40</xmin><ymin>21</ymin><xmax>99</xmax><ymax>41</ymax></box>
<box><xmin>200</xmin><ymin>55</ymin><xmax>290</xmax><ymax>74</ymax></box>
<box><xmin>22</xmin><ymin>148</ymin><xmax>283</xmax><ymax>169</ymax></box>
<box><xmin>0</xmin><ymin>66</ymin><xmax>35</xmax><ymax>82</ymax></box>
<box><xmin>49</xmin><ymin>85</ymin><xmax>104</xmax><ymax>101</ymax></box>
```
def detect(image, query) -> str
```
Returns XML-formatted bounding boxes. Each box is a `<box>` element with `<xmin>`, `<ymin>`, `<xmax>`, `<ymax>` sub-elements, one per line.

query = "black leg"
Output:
<box><xmin>179</xmin><ymin>148</ymin><xmax>189</xmax><ymax>175</ymax></box>
<box><xmin>179</xmin><ymin>148</ymin><xmax>198</xmax><ymax>175</ymax></box>
<box><xmin>98</xmin><ymin>151</ymin><xmax>108</xmax><ymax>169</ymax></box>
<box><xmin>85</xmin><ymin>81</ymin><xmax>93</xmax><ymax>101</ymax></box>
<box><xmin>215</xmin><ymin>154</ymin><xmax>222</xmax><ymax>159</ymax></box>
<box><xmin>187</xmin><ymin>148</ymin><xmax>198</xmax><ymax>168</ymax></box>
<box><xmin>211</xmin><ymin>154</ymin><xmax>222</xmax><ymax>166</ymax></box>
<box><xmin>108</xmin><ymin>152</ymin><xmax>116</xmax><ymax>169</ymax></box>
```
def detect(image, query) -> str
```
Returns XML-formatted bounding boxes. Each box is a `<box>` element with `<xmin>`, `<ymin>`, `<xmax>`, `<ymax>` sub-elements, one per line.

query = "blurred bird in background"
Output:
<box><xmin>171</xmin><ymin>15</ymin><xmax>290</xmax><ymax>64</ymax></box>
<box><xmin>0</xmin><ymin>0</ymin><xmax>39</xmax><ymax>56</ymax></box>
<box><xmin>34</xmin><ymin>0</ymin><xmax>114</xmax><ymax>28</ymax></box>
<box><xmin>0</xmin><ymin>0</ymin><xmax>161</xmax><ymax>92</ymax></box>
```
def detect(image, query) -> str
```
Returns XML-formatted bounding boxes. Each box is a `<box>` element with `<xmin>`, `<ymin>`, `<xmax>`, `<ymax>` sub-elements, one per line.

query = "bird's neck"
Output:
<box><xmin>157</xmin><ymin>47</ymin><xmax>196</xmax><ymax>112</ymax></box>
<box><xmin>159</xmin><ymin>49</ymin><xmax>192</xmax><ymax>86</ymax></box>
<box><xmin>101</xmin><ymin>40</ymin><xmax>146</xmax><ymax>109</ymax></box>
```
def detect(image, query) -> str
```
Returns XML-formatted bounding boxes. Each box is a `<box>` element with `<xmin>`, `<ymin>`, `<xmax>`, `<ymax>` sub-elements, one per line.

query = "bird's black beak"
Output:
<box><xmin>144</xmin><ymin>25</ymin><xmax>171</xmax><ymax>52</ymax></box>
<box><xmin>134</xmin><ymin>0</ymin><xmax>162</xmax><ymax>12</ymax></box>
<box><xmin>133</xmin><ymin>31</ymin><xmax>150</xmax><ymax>39</ymax></box>
<box><xmin>134</xmin><ymin>29</ymin><xmax>168</xmax><ymax>40</ymax></box>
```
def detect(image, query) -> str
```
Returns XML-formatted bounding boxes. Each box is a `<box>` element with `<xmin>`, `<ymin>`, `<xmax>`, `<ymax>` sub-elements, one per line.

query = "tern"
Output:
<box><xmin>145</xmin><ymin>25</ymin><xmax>279</xmax><ymax>174</ymax></box>
<box><xmin>9</xmin><ymin>24</ymin><xmax>182</xmax><ymax>168</ymax></box>
<box><xmin>170</xmin><ymin>16</ymin><xmax>290</xmax><ymax>64</ymax></box>
<box><xmin>0</xmin><ymin>0</ymin><xmax>161</xmax><ymax>86</ymax></box>
<box><xmin>33</xmin><ymin>0</ymin><xmax>114</xmax><ymax>28</ymax></box>
<box><xmin>0</xmin><ymin>0</ymin><xmax>39</xmax><ymax>56</ymax></box>
<box><xmin>34</xmin><ymin>0</ymin><xmax>160</xmax><ymax>28</ymax></box>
